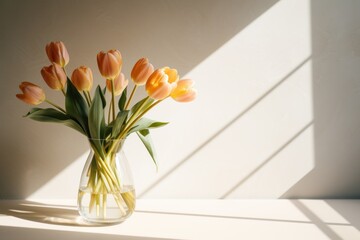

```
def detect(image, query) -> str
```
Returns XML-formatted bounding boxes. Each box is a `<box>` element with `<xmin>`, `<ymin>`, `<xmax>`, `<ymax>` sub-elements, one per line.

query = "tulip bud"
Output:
<box><xmin>97</xmin><ymin>50</ymin><xmax>122</xmax><ymax>80</ymax></box>
<box><xmin>145</xmin><ymin>67</ymin><xmax>179</xmax><ymax>100</ymax></box>
<box><xmin>131</xmin><ymin>58</ymin><xmax>154</xmax><ymax>85</ymax></box>
<box><xmin>41</xmin><ymin>63</ymin><xmax>66</xmax><ymax>90</ymax></box>
<box><xmin>45</xmin><ymin>41</ymin><xmax>70</xmax><ymax>67</ymax></box>
<box><xmin>71</xmin><ymin>66</ymin><xmax>93</xmax><ymax>91</ymax></box>
<box><xmin>16</xmin><ymin>82</ymin><xmax>46</xmax><ymax>105</ymax></box>
<box><xmin>106</xmin><ymin>73</ymin><xmax>128</xmax><ymax>96</ymax></box>
<box><xmin>171</xmin><ymin>79</ymin><xmax>197</xmax><ymax>102</ymax></box>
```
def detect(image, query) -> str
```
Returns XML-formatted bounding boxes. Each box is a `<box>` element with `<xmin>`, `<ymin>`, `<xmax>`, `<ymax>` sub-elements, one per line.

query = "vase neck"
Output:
<box><xmin>88</xmin><ymin>138</ymin><xmax>126</xmax><ymax>154</ymax></box>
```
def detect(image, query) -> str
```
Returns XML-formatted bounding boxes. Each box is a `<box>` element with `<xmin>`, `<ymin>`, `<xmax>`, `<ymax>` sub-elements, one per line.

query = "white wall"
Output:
<box><xmin>0</xmin><ymin>0</ymin><xmax>359</xmax><ymax>199</ymax></box>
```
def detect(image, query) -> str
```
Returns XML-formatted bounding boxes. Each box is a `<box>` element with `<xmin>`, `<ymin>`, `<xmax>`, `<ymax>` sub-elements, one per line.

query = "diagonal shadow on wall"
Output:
<box><xmin>139</xmin><ymin>57</ymin><xmax>311</xmax><ymax>198</ymax></box>
<box><xmin>0</xmin><ymin>0</ymin><xmax>279</xmax><ymax>198</ymax></box>
<box><xmin>220</xmin><ymin>122</ymin><xmax>313</xmax><ymax>199</ymax></box>
<box><xmin>281</xmin><ymin>0</ymin><xmax>360</xmax><ymax>199</ymax></box>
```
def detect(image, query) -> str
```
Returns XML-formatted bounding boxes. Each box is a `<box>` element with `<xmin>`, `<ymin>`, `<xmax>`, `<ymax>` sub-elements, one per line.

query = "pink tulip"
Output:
<box><xmin>131</xmin><ymin>58</ymin><xmax>154</xmax><ymax>85</ymax></box>
<box><xmin>45</xmin><ymin>41</ymin><xmax>69</xmax><ymax>67</ymax></box>
<box><xmin>71</xmin><ymin>66</ymin><xmax>93</xmax><ymax>91</ymax></box>
<box><xmin>41</xmin><ymin>63</ymin><xmax>66</xmax><ymax>90</ymax></box>
<box><xmin>106</xmin><ymin>73</ymin><xmax>128</xmax><ymax>96</ymax></box>
<box><xmin>145</xmin><ymin>67</ymin><xmax>179</xmax><ymax>100</ymax></box>
<box><xmin>97</xmin><ymin>50</ymin><xmax>122</xmax><ymax>80</ymax></box>
<box><xmin>16</xmin><ymin>82</ymin><xmax>45</xmax><ymax>105</ymax></box>
<box><xmin>171</xmin><ymin>79</ymin><xmax>197</xmax><ymax>102</ymax></box>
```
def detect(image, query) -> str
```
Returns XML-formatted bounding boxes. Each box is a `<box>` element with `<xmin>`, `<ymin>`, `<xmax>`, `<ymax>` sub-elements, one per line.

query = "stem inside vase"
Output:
<box><xmin>77</xmin><ymin>139</ymin><xmax>135</xmax><ymax>223</ymax></box>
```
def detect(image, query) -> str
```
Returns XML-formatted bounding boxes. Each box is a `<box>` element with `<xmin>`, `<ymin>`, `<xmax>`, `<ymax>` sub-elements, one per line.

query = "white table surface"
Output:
<box><xmin>0</xmin><ymin>199</ymin><xmax>359</xmax><ymax>240</ymax></box>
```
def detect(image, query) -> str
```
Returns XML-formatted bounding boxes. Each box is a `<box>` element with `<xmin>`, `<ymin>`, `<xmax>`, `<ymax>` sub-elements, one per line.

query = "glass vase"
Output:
<box><xmin>77</xmin><ymin>138</ymin><xmax>135</xmax><ymax>224</ymax></box>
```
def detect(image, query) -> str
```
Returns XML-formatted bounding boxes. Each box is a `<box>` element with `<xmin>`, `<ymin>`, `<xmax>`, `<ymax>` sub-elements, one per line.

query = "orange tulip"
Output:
<box><xmin>16</xmin><ymin>82</ymin><xmax>45</xmax><ymax>105</ymax></box>
<box><xmin>106</xmin><ymin>73</ymin><xmax>128</xmax><ymax>96</ymax></box>
<box><xmin>145</xmin><ymin>67</ymin><xmax>179</xmax><ymax>100</ymax></box>
<box><xmin>71</xmin><ymin>66</ymin><xmax>93</xmax><ymax>91</ymax></box>
<box><xmin>171</xmin><ymin>79</ymin><xmax>197</xmax><ymax>102</ymax></box>
<box><xmin>41</xmin><ymin>63</ymin><xmax>66</xmax><ymax>90</ymax></box>
<box><xmin>97</xmin><ymin>50</ymin><xmax>122</xmax><ymax>80</ymax></box>
<box><xmin>45</xmin><ymin>41</ymin><xmax>69</xmax><ymax>67</ymax></box>
<box><xmin>131</xmin><ymin>58</ymin><xmax>154</xmax><ymax>85</ymax></box>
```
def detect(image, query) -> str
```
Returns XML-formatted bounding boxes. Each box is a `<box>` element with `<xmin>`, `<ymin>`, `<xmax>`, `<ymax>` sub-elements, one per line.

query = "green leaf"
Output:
<box><xmin>98</xmin><ymin>88</ymin><xmax>106</xmax><ymax>138</ymax></box>
<box><xmin>136</xmin><ymin>129</ymin><xmax>158</xmax><ymax>170</ymax></box>
<box><xmin>118</xmin><ymin>87</ymin><xmax>127</xmax><ymax>111</ymax></box>
<box><xmin>128</xmin><ymin>118</ymin><xmax>168</xmax><ymax>135</ymax></box>
<box><xmin>112</xmin><ymin>110</ymin><xmax>129</xmax><ymax>138</ymax></box>
<box><xmin>89</xmin><ymin>86</ymin><xmax>105</xmax><ymax>139</ymax></box>
<box><xmin>88</xmin><ymin>86</ymin><xmax>106</xmax><ymax>157</ymax></box>
<box><xmin>99</xmin><ymin>86</ymin><xmax>106</xmax><ymax>108</ymax></box>
<box><xmin>65</xmin><ymin>78</ymin><xmax>89</xmax><ymax>136</ymax></box>
<box><xmin>104</xmin><ymin>124</ymin><xmax>113</xmax><ymax>139</ymax></box>
<box><xmin>129</xmin><ymin>97</ymin><xmax>154</xmax><ymax>117</ymax></box>
<box><xmin>25</xmin><ymin>108</ymin><xmax>85</xmax><ymax>135</ymax></box>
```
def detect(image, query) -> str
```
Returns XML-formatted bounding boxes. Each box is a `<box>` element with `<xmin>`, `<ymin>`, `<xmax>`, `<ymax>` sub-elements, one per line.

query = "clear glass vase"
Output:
<box><xmin>77</xmin><ymin>138</ymin><xmax>135</xmax><ymax>224</ymax></box>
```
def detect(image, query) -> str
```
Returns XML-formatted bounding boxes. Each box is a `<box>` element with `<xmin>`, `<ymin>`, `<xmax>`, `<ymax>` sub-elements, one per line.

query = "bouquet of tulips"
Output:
<box><xmin>16</xmin><ymin>41</ymin><xmax>196</xmax><ymax>220</ymax></box>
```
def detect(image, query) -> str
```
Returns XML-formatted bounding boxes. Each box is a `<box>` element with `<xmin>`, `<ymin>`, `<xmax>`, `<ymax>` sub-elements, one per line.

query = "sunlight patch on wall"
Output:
<box><xmin>27</xmin><ymin>151</ymin><xmax>89</xmax><ymax>200</ymax></box>
<box><xmin>138</xmin><ymin>0</ymin><xmax>314</xmax><ymax>198</ymax></box>
<box><xmin>25</xmin><ymin>0</ymin><xmax>314</xmax><ymax>199</ymax></box>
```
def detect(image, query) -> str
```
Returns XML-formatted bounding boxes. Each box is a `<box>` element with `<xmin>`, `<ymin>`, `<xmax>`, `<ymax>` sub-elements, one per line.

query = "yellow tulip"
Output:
<box><xmin>145</xmin><ymin>67</ymin><xmax>179</xmax><ymax>100</ymax></box>
<box><xmin>97</xmin><ymin>50</ymin><xmax>122</xmax><ymax>80</ymax></box>
<box><xmin>171</xmin><ymin>79</ymin><xmax>197</xmax><ymax>102</ymax></box>
<box><xmin>45</xmin><ymin>41</ymin><xmax>69</xmax><ymax>67</ymax></box>
<box><xmin>71</xmin><ymin>66</ymin><xmax>93</xmax><ymax>91</ymax></box>
<box><xmin>131</xmin><ymin>58</ymin><xmax>154</xmax><ymax>85</ymax></box>
<box><xmin>106</xmin><ymin>73</ymin><xmax>128</xmax><ymax>96</ymax></box>
<box><xmin>16</xmin><ymin>82</ymin><xmax>45</xmax><ymax>105</ymax></box>
<box><xmin>41</xmin><ymin>63</ymin><xmax>66</xmax><ymax>90</ymax></box>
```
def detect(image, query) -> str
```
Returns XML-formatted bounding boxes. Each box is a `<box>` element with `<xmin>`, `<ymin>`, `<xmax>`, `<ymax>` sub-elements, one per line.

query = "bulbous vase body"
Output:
<box><xmin>77</xmin><ymin>139</ymin><xmax>135</xmax><ymax>224</ymax></box>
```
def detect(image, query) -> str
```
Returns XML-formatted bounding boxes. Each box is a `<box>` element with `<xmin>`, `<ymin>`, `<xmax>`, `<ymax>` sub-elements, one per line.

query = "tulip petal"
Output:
<box><xmin>173</xmin><ymin>89</ymin><xmax>197</xmax><ymax>102</ymax></box>
<box><xmin>45</xmin><ymin>41</ymin><xmax>69</xmax><ymax>67</ymax></box>
<box><xmin>171</xmin><ymin>79</ymin><xmax>197</xmax><ymax>102</ymax></box>
<box><xmin>131</xmin><ymin>58</ymin><xmax>154</xmax><ymax>85</ymax></box>
<box><xmin>41</xmin><ymin>63</ymin><xmax>66</xmax><ymax>90</ymax></box>
<box><xmin>71</xmin><ymin>66</ymin><xmax>93</xmax><ymax>91</ymax></box>
<box><xmin>16</xmin><ymin>82</ymin><xmax>45</xmax><ymax>105</ymax></box>
<box><xmin>163</xmin><ymin>67</ymin><xmax>179</xmax><ymax>83</ymax></box>
<box><xmin>97</xmin><ymin>50</ymin><xmax>122</xmax><ymax>79</ymax></box>
<box><xmin>106</xmin><ymin>73</ymin><xmax>128</xmax><ymax>96</ymax></box>
<box><xmin>147</xmin><ymin>81</ymin><xmax>172</xmax><ymax>100</ymax></box>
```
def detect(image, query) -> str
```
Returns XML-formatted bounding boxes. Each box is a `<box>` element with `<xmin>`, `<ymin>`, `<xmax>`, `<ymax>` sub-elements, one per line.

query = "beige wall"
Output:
<box><xmin>0</xmin><ymin>0</ymin><xmax>359</xmax><ymax>199</ymax></box>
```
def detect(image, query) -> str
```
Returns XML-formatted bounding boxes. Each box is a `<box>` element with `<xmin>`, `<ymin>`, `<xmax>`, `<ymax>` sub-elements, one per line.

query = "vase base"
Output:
<box><xmin>77</xmin><ymin>186</ymin><xmax>135</xmax><ymax>224</ymax></box>
<box><xmin>80</xmin><ymin>215</ymin><xmax>128</xmax><ymax>225</ymax></box>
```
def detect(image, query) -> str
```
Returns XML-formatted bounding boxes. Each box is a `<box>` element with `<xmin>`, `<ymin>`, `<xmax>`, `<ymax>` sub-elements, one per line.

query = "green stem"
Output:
<box><xmin>125</xmin><ymin>85</ymin><xmax>138</xmax><ymax>110</ymax></box>
<box><xmin>108</xmin><ymin>98</ymin><xmax>164</xmax><ymax>153</ymax></box>
<box><xmin>98</xmin><ymin>157</ymin><xmax>118</xmax><ymax>185</ymax></box>
<box><xmin>123</xmin><ymin>99</ymin><xmax>163</xmax><ymax>135</ymax></box>
<box><xmin>92</xmin><ymin>151</ymin><xmax>127</xmax><ymax>214</ymax></box>
<box><xmin>108</xmin><ymin>100</ymin><xmax>113</xmax><ymax>124</ymax></box>
<box><xmin>61</xmin><ymin>67</ymin><xmax>68</xmax><ymax>96</ymax></box>
<box><xmin>87</xmin><ymin>142</ymin><xmax>132</xmax><ymax>216</ymax></box>
<box><xmin>86</xmin><ymin>91</ymin><xmax>92</xmax><ymax>104</ymax></box>
<box><xmin>126</xmin><ymin>96</ymin><xmax>149</xmax><ymax>127</ymax></box>
<box><xmin>103</xmin><ymin>192</ymin><xmax>107</xmax><ymax>218</ymax></box>
<box><xmin>45</xmin><ymin>99</ymin><xmax>66</xmax><ymax>113</ymax></box>
<box><xmin>106</xmin><ymin>97</ymin><xmax>149</xmax><ymax>153</ymax></box>
<box><xmin>110</xmin><ymin>80</ymin><xmax>116</xmax><ymax>121</ymax></box>
<box><xmin>83</xmin><ymin>92</ymin><xmax>90</xmax><ymax>107</ymax></box>
<box><xmin>90</xmin><ymin>142</ymin><xmax>118</xmax><ymax>186</ymax></box>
